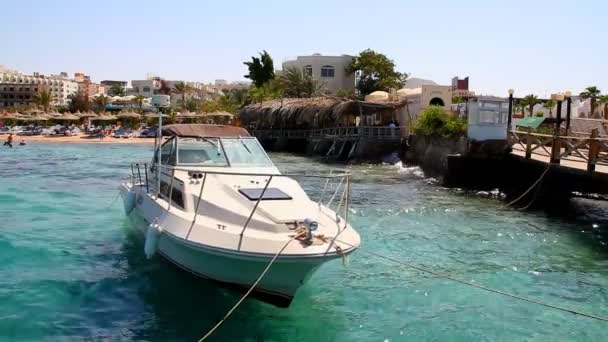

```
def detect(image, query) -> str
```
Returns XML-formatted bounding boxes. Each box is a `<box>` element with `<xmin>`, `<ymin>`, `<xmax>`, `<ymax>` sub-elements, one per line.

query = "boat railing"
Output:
<box><xmin>129</xmin><ymin>163</ymin><xmax>352</xmax><ymax>250</ymax></box>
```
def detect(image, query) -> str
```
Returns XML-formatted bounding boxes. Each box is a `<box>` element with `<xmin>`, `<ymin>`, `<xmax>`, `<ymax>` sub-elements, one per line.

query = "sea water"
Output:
<box><xmin>1</xmin><ymin>143</ymin><xmax>607</xmax><ymax>341</ymax></box>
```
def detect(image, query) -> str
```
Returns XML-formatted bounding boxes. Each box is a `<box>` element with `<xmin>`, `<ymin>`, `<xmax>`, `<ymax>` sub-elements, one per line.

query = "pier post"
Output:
<box><xmin>525</xmin><ymin>127</ymin><xmax>532</xmax><ymax>159</ymax></box>
<box><xmin>588</xmin><ymin>128</ymin><xmax>599</xmax><ymax>172</ymax></box>
<box><xmin>551</xmin><ymin>99</ymin><xmax>563</xmax><ymax>164</ymax></box>
<box><xmin>507</xmin><ymin>89</ymin><xmax>514</xmax><ymax>132</ymax></box>
<box><xmin>566</xmin><ymin>96</ymin><xmax>572</xmax><ymax>134</ymax></box>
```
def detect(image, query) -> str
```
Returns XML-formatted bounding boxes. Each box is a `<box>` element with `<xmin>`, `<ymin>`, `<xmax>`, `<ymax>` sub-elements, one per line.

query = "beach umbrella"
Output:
<box><xmin>57</xmin><ymin>113</ymin><xmax>80</xmax><ymax>121</ymax></box>
<box><xmin>117</xmin><ymin>111</ymin><xmax>142</xmax><ymax>119</ymax></box>
<box><xmin>1</xmin><ymin>113</ymin><xmax>25</xmax><ymax>120</ymax></box>
<box><xmin>24</xmin><ymin>109</ymin><xmax>44</xmax><ymax>115</ymax></box>
<box><xmin>79</xmin><ymin>111</ymin><xmax>98</xmax><ymax>118</ymax></box>
<box><xmin>47</xmin><ymin>111</ymin><xmax>63</xmax><ymax>118</ymax></box>
<box><xmin>96</xmin><ymin>114</ymin><xmax>118</xmax><ymax>121</ymax></box>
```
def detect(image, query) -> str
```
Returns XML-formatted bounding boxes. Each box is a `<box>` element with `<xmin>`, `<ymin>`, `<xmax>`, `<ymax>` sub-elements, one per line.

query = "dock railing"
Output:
<box><xmin>129</xmin><ymin>163</ymin><xmax>353</xmax><ymax>250</ymax></box>
<box><xmin>509</xmin><ymin>128</ymin><xmax>608</xmax><ymax>172</ymax></box>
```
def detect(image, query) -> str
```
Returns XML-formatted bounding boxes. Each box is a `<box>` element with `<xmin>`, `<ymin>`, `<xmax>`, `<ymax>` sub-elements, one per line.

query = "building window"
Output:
<box><xmin>304</xmin><ymin>65</ymin><xmax>313</xmax><ymax>76</ymax></box>
<box><xmin>321</xmin><ymin>65</ymin><xmax>335</xmax><ymax>77</ymax></box>
<box><xmin>143</xmin><ymin>86</ymin><xmax>150</xmax><ymax>92</ymax></box>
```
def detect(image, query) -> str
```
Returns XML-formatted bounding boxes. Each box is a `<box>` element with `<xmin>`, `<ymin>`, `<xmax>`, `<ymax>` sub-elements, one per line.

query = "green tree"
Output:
<box><xmin>33</xmin><ymin>89</ymin><xmax>53</xmax><ymax>112</ymax></box>
<box><xmin>93</xmin><ymin>94</ymin><xmax>109</xmax><ymax>112</ymax></box>
<box><xmin>68</xmin><ymin>92</ymin><xmax>91</xmax><ymax>113</ymax></box>
<box><xmin>133</xmin><ymin>95</ymin><xmax>146</xmax><ymax>111</ymax></box>
<box><xmin>348</xmin><ymin>49</ymin><xmax>408</xmax><ymax>97</ymax></box>
<box><xmin>243</xmin><ymin>50</ymin><xmax>275</xmax><ymax>88</ymax></box>
<box><xmin>580</xmin><ymin>86</ymin><xmax>601</xmax><ymax>118</ymax></box>
<box><xmin>543</xmin><ymin>99</ymin><xmax>555</xmax><ymax>117</ymax></box>
<box><xmin>452</xmin><ymin>96</ymin><xmax>464</xmax><ymax>104</ymax></box>
<box><xmin>279</xmin><ymin>67</ymin><xmax>323</xmax><ymax>98</ymax></box>
<box><xmin>247</xmin><ymin>80</ymin><xmax>283</xmax><ymax>104</ymax></box>
<box><xmin>172</xmin><ymin>82</ymin><xmax>193</xmax><ymax>109</ymax></box>
<box><xmin>520</xmin><ymin>94</ymin><xmax>540</xmax><ymax>117</ymax></box>
<box><xmin>414</xmin><ymin>106</ymin><xmax>466</xmax><ymax>137</ymax></box>
<box><xmin>598</xmin><ymin>95</ymin><xmax>608</xmax><ymax>120</ymax></box>
<box><xmin>108</xmin><ymin>85</ymin><xmax>126</xmax><ymax>97</ymax></box>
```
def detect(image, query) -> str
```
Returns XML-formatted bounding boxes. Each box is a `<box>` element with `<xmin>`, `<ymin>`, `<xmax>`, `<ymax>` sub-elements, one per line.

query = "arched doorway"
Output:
<box><xmin>429</xmin><ymin>97</ymin><xmax>445</xmax><ymax>106</ymax></box>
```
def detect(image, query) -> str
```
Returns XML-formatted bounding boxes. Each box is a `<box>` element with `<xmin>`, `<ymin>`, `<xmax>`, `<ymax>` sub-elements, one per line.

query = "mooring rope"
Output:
<box><xmin>507</xmin><ymin>164</ymin><xmax>552</xmax><ymax>207</ymax></box>
<box><xmin>198</xmin><ymin>231</ymin><xmax>306</xmax><ymax>341</ymax></box>
<box><xmin>335</xmin><ymin>238</ymin><xmax>608</xmax><ymax>322</ymax></box>
<box><xmin>100</xmin><ymin>191</ymin><xmax>121</xmax><ymax>211</ymax></box>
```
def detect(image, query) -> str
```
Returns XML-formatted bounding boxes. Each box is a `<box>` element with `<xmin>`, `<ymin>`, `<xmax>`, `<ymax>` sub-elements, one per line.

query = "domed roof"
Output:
<box><xmin>397</xmin><ymin>88</ymin><xmax>422</xmax><ymax>96</ymax></box>
<box><xmin>364</xmin><ymin>91</ymin><xmax>389</xmax><ymax>102</ymax></box>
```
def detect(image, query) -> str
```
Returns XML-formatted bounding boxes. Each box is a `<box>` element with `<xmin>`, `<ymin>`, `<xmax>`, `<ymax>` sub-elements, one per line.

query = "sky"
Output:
<box><xmin>3</xmin><ymin>0</ymin><xmax>607</xmax><ymax>96</ymax></box>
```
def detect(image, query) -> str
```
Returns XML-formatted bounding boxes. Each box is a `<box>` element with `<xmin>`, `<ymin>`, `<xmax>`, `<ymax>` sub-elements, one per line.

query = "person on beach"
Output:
<box><xmin>19</xmin><ymin>139</ymin><xmax>26</xmax><ymax>146</ymax></box>
<box><xmin>4</xmin><ymin>133</ymin><xmax>13</xmax><ymax>148</ymax></box>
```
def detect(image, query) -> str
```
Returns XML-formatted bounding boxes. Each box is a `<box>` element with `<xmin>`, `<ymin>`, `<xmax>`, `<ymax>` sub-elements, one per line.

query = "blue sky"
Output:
<box><xmin>4</xmin><ymin>0</ymin><xmax>607</xmax><ymax>96</ymax></box>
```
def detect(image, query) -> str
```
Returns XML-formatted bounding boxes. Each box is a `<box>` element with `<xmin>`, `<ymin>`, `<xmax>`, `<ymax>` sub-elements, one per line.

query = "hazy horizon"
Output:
<box><xmin>4</xmin><ymin>0</ymin><xmax>607</xmax><ymax>97</ymax></box>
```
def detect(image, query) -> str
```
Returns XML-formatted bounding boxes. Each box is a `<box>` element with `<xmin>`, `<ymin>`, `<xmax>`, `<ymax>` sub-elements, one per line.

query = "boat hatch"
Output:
<box><xmin>239</xmin><ymin>188</ymin><xmax>292</xmax><ymax>201</ymax></box>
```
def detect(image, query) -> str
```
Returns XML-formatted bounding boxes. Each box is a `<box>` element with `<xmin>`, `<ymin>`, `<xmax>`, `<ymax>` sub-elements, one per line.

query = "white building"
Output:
<box><xmin>0</xmin><ymin>66</ymin><xmax>79</xmax><ymax>107</ymax></box>
<box><xmin>282</xmin><ymin>54</ymin><xmax>355</xmax><ymax>94</ymax></box>
<box><xmin>396</xmin><ymin>84</ymin><xmax>453</xmax><ymax>122</ymax></box>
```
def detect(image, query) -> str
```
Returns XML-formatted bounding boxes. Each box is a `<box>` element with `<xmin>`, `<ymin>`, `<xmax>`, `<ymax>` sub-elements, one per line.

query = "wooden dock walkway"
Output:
<box><xmin>509</xmin><ymin>129</ymin><xmax>608</xmax><ymax>174</ymax></box>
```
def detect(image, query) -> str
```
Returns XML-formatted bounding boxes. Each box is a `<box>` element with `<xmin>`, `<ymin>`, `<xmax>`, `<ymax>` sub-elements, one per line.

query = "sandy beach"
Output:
<box><xmin>7</xmin><ymin>134</ymin><xmax>155</xmax><ymax>144</ymax></box>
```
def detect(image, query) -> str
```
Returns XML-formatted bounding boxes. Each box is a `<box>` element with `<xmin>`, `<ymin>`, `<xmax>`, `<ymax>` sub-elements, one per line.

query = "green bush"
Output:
<box><xmin>414</xmin><ymin>106</ymin><xmax>467</xmax><ymax>137</ymax></box>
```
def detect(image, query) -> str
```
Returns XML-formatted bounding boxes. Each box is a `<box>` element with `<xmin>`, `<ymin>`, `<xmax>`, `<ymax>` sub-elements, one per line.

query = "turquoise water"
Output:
<box><xmin>1</xmin><ymin>143</ymin><xmax>608</xmax><ymax>341</ymax></box>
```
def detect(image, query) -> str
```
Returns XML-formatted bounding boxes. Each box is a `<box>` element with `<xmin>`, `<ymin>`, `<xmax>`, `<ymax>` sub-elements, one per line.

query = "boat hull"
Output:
<box><xmin>123</xmin><ymin>194</ymin><xmax>330</xmax><ymax>306</ymax></box>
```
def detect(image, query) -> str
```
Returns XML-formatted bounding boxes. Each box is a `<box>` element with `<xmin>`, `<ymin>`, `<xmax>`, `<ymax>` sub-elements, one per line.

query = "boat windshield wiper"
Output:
<box><xmin>197</xmin><ymin>136</ymin><xmax>222</xmax><ymax>155</ymax></box>
<box><xmin>238</xmin><ymin>136</ymin><xmax>251</xmax><ymax>154</ymax></box>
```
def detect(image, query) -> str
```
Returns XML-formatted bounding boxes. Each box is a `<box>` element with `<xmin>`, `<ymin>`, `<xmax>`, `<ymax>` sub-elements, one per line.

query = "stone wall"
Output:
<box><xmin>403</xmin><ymin>135</ymin><xmax>468</xmax><ymax>177</ymax></box>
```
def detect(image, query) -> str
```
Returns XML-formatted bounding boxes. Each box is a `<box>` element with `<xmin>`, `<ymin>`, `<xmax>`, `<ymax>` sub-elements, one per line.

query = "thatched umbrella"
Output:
<box><xmin>117</xmin><ymin>111</ymin><xmax>142</xmax><ymax>119</ymax></box>
<box><xmin>57</xmin><ymin>113</ymin><xmax>80</xmax><ymax>121</ymax></box>
<box><xmin>46</xmin><ymin>111</ymin><xmax>63</xmax><ymax>118</ymax></box>
<box><xmin>98</xmin><ymin>114</ymin><xmax>118</xmax><ymax>121</ymax></box>
<box><xmin>1</xmin><ymin>113</ymin><xmax>25</xmax><ymax>120</ymax></box>
<box><xmin>24</xmin><ymin>109</ymin><xmax>44</xmax><ymax>115</ymax></box>
<box><xmin>79</xmin><ymin>111</ymin><xmax>98</xmax><ymax>118</ymax></box>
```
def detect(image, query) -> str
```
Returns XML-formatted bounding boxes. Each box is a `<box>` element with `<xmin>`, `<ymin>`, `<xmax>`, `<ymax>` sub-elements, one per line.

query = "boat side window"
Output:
<box><xmin>221</xmin><ymin>138</ymin><xmax>273</xmax><ymax>167</ymax></box>
<box><xmin>177</xmin><ymin>137</ymin><xmax>228</xmax><ymax>166</ymax></box>
<box><xmin>155</xmin><ymin>137</ymin><xmax>177</xmax><ymax>165</ymax></box>
<box><xmin>159</xmin><ymin>180</ymin><xmax>185</xmax><ymax>208</ymax></box>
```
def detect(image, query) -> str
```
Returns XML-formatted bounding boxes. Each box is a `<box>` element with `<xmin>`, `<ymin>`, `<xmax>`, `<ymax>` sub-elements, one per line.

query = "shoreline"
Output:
<box><xmin>4</xmin><ymin>134</ymin><xmax>156</xmax><ymax>144</ymax></box>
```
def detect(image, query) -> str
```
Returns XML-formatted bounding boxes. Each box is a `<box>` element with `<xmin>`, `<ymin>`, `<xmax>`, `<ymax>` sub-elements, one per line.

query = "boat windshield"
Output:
<box><xmin>221</xmin><ymin>137</ymin><xmax>273</xmax><ymax>167</ymax></box>
<box><xmin>174</xmin><ymin>137</ymin><xmax>273</xmax><ymax>167</ymax></box>
<box><xmin>177</xmin><ymin>137</ymin><xmax>228</xmax><ymax>166</ymax></box>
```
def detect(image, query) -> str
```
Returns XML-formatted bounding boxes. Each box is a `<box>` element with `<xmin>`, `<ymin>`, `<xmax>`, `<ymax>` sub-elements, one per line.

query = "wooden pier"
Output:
<box><xmin>509</xmin><ymin>128</ymin><xmax>608</xmax><ymax>174</ymax></box>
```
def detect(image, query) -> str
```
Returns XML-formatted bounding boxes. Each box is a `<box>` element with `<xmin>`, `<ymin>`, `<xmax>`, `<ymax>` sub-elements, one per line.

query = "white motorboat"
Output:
<box><xmin>120</xmin><ymin>124</ymin><xmax>360</xmax><ymax>306</ymax></box>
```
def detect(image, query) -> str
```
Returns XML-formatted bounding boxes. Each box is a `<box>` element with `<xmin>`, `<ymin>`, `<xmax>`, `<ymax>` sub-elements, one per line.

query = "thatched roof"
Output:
<box><xmin>239</xmin><ymin>97</ymin><xmax>408</xmax><ymax>129</ymax></box>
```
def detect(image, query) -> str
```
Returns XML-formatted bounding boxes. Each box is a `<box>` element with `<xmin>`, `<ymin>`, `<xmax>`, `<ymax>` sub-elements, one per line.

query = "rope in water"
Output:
<box><xmin>507</xmin><ymin>164</ymin><xmax>552</xmax><ymax>207</ymax></box>
<box><xmin>198</xmin><ymin>231</ymin><xmax>306</xmax><ymax>341</ymax></box>
<box><xmin>335</xmin><ymin>238</ymin><xmax>608</xmax><ymax>322</ymax></box>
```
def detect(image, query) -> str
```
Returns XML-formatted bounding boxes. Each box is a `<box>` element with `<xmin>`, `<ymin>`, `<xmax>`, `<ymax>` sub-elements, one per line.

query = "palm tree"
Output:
<box><xmin>109</xmin><ymin>85</ymin><xmax>126</xmax><ymax>97</ymax></box>
<box><xmin>580</xmin><ymin>86</ymin><xmax>601</xmax><ymax>118</ymax></box>
<box><xmin>33</xmin><ymin>89</ymin><xmax>53</xmax><ymax>112</ymax></box>
<box><xmin>133</xmin><ymin>95</ymin><xmax>146</xmax><ymax>112</ymax></box>
<box><xmin>93</xmin><ymin>94</ymin><xmax>109</xmax><ymax>113</ymax></box>
<box><xmin>172</xmin><ymin>82</ymin><xmax>193</xmax><ymax>109</ymax></box>
<box><xmin>279</xmin><ymin>67</ymin><xmax>323</xmax><ymax>98</ymax></box>
<box><xmin>543</xmin><ymin>99</ymin><xmax>555</xmax><ymax>117</ymax></box>
<box><xmin>520</xmin><ymin>94</ymin><xmax>540</xmax><ymax>117</ymax></box>
<box><xmin>599</xmin><ymin>95</ymin><xmax>608</xmax><ymax>120</ymax></box>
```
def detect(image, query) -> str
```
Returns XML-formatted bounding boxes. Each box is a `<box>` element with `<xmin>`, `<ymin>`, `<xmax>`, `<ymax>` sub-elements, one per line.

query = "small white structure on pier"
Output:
<box><xmin>467</xmin><ymin>97</ymin><xmax>509</xmax><ymax>141</ymax></box>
